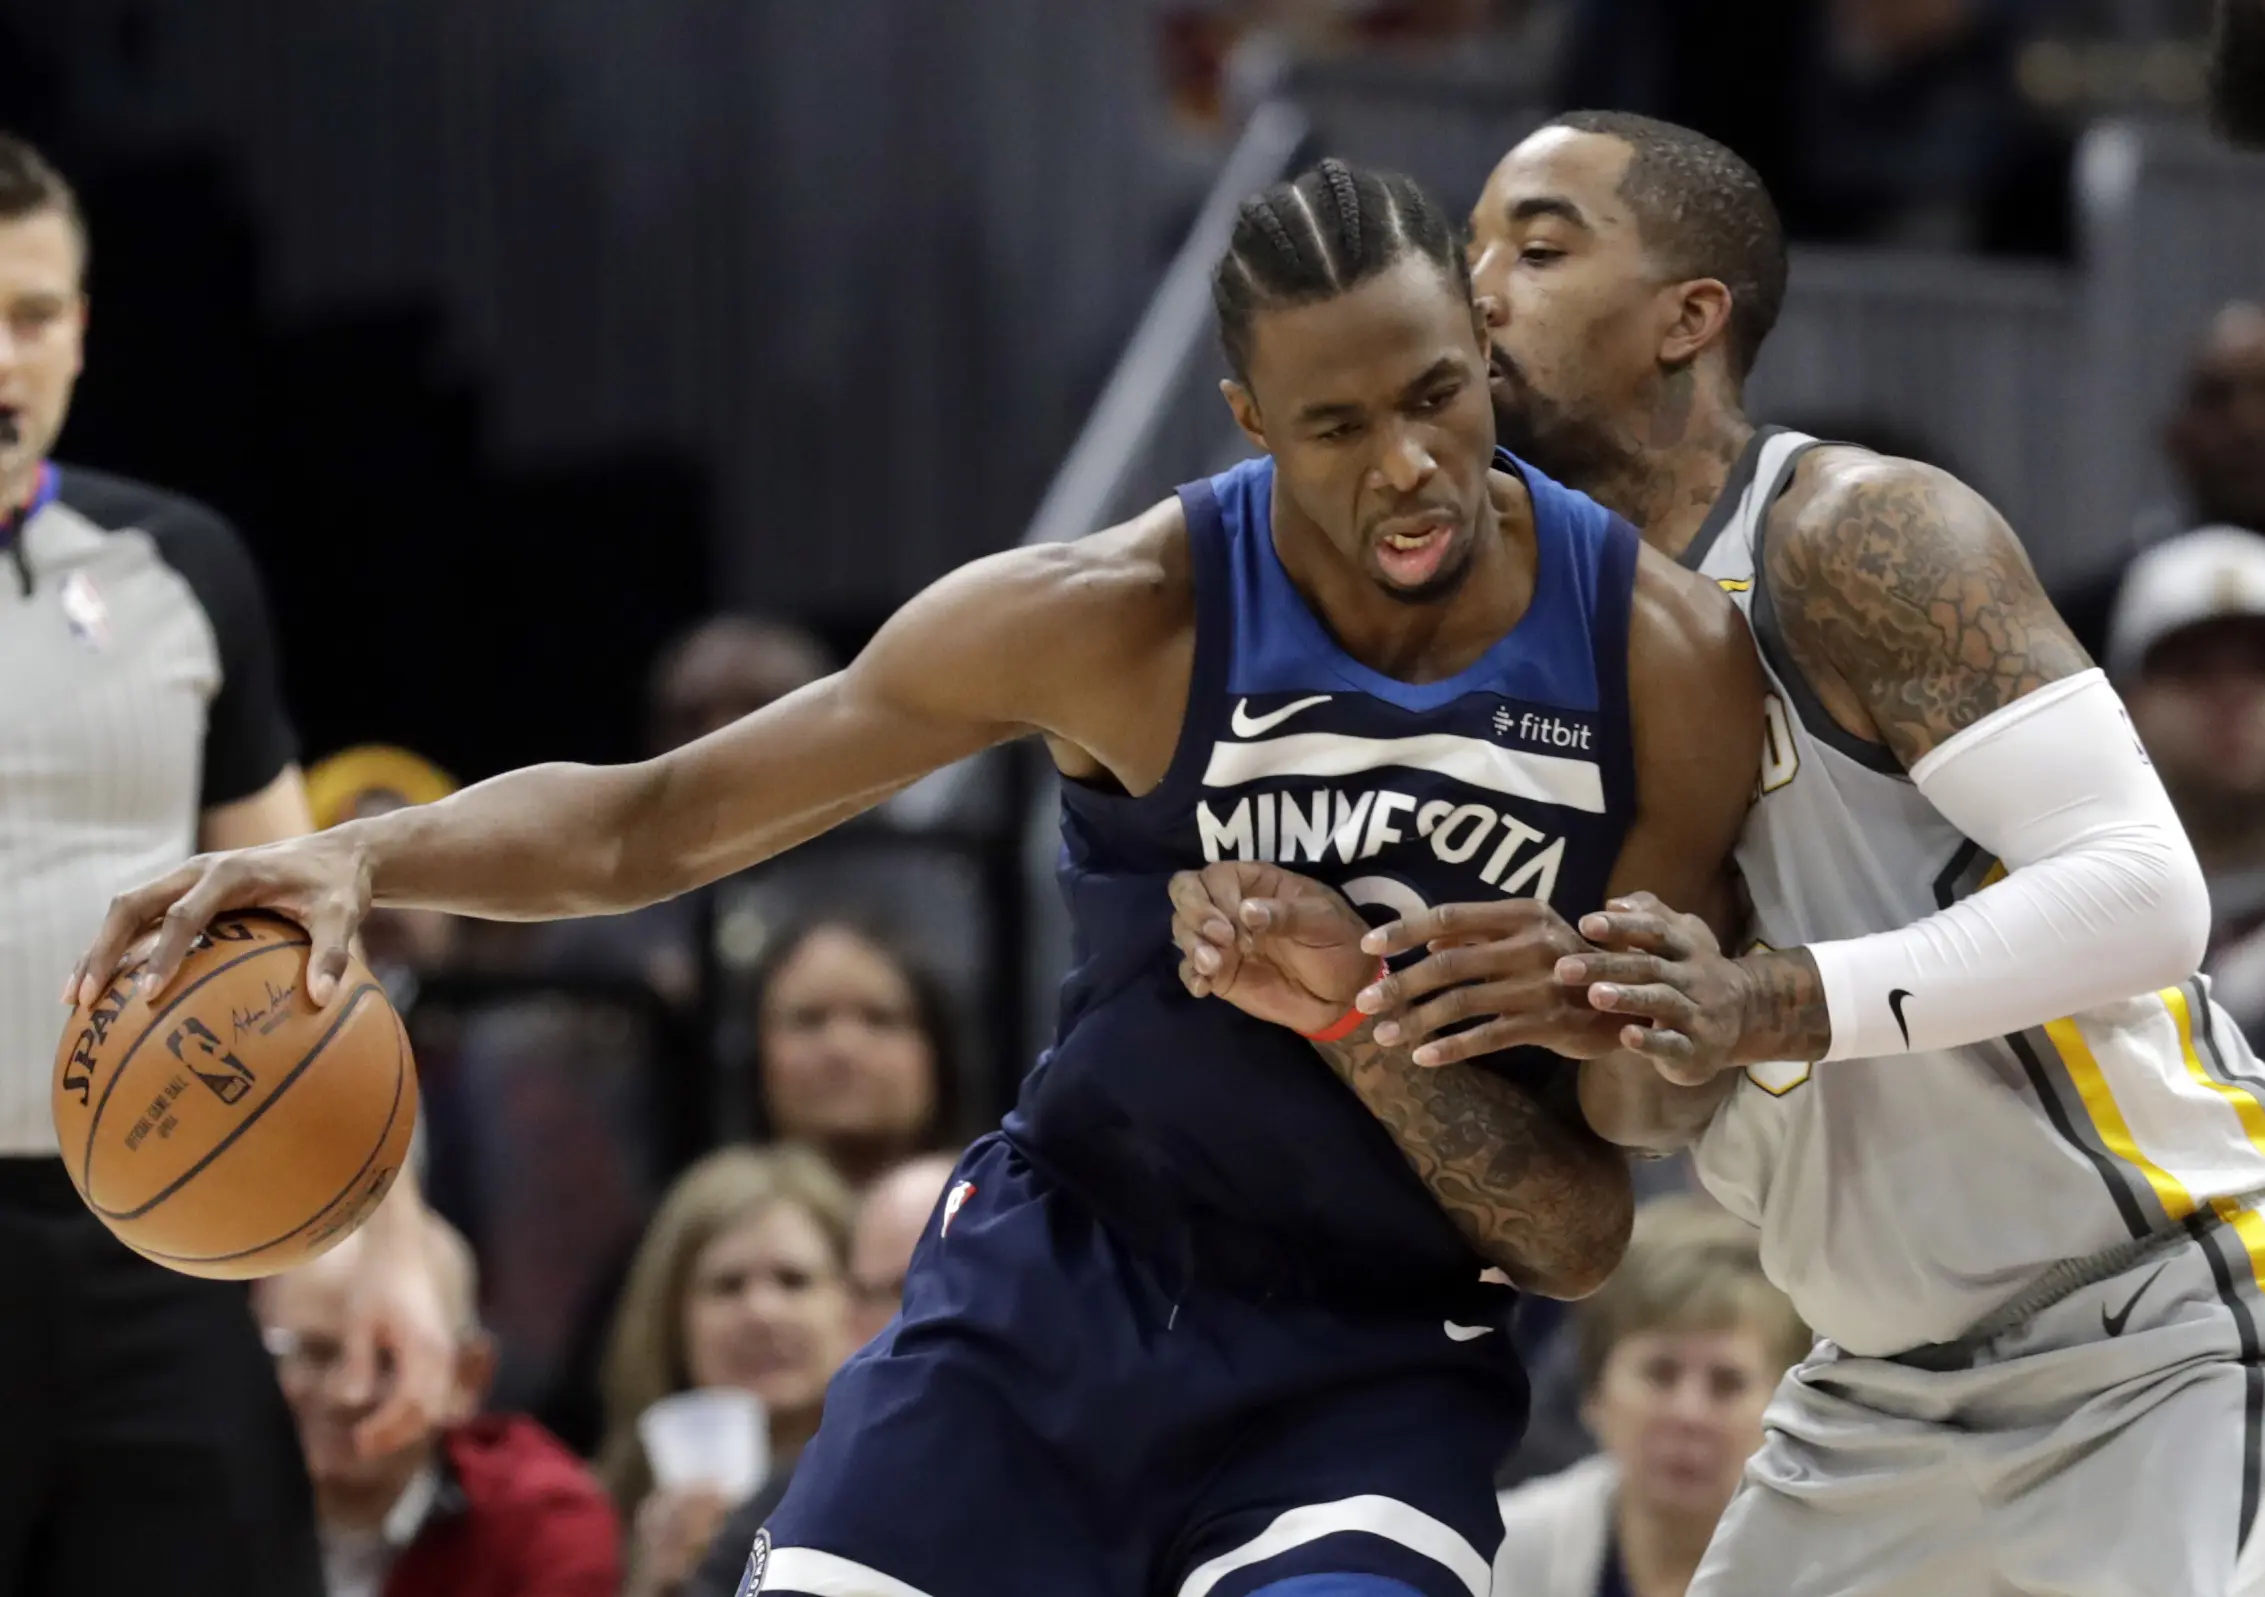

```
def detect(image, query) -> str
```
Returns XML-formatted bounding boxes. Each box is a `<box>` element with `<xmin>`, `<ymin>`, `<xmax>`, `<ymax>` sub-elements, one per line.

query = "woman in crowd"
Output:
<box><xmin>597</xmin><ymin>1146</ymin><xmax>859</xmax><ymax>1597</ymax></box>
<box><xmin>1494</xmin><ymin>1197</ymin><xmax>1812</xmax><ymax>1597</ymax></box>
<box><xmin>748</xmin><ymin>918</ymin><xmax>963</xmax><ymax>1190</ymax></box>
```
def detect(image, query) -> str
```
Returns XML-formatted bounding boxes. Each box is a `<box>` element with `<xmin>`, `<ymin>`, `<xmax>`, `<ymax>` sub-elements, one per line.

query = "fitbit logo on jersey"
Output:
<box><xmin>1491</xmin><ymin>706</ymin><xmax>1592</xmax><ymax>750</ymax></box>
<box><xmin>1196</xmin><ymin>789</ymin><xmax>1565</xmax><ymax>903</ymax></box>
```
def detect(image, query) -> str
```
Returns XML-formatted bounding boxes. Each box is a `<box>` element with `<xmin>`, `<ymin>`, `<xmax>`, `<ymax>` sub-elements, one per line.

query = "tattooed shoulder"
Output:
<box><xmin>1763</xmin><ymin>451</ymin><xmax>2092</xmax><ymax>769</ymax></box>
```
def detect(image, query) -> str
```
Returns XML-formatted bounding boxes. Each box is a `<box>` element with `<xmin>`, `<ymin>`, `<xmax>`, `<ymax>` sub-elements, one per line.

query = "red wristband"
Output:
<box><xmin>1302</xmin><ymin>960</ymin><xmax>1388</xmax><ymax>1043</ymax></box>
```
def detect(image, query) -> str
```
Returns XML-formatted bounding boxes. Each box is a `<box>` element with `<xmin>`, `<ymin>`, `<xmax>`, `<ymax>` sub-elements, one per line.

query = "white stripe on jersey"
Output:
<box><xmin>1203</xmin><ymin>731</ymin><xmax>1605</xmax><ymax>814</ymax></box>
<box><xmin>1176</xmin><ymin>1493</ymin><xmax>1490</xmax><ymax>1597</ymax></box>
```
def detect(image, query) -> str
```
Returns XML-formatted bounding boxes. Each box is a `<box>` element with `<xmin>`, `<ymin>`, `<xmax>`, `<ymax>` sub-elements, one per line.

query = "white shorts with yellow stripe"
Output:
<box><xmin>1691</xmin><ymin>1200</ymin><xmax>2265</xmax><ymax>1597</ymax></box>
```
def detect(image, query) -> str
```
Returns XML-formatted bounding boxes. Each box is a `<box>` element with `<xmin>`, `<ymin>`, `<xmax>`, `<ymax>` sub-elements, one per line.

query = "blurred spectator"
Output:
<box><xmin>1500</xmin><ymin>1160</ymin><xmax>1708</xmax><ymax>1489</ymax></box>
<box><xmin>1493</xmin><ymin>1198</ymin><xmax>1811</xmax><ymax>1597</ymax></box>
<box><xmin>305</xmin><ymin>745</ymin><xmax>463</xmax><ymax>1007</ymax></box>
<box><xmin>1558</xmin><ymin>0</ymin><xmax>2071</xmax><ymax>255</ymax></box>
<box><xmin>2165</xmin><ymin>303</ymin><xmax>2265</xmax><ymax>541</ymax></box>
<box><xmin>681</xmin><ymin>1150</ymin><xmax>962</xmax><ymax>1597</ymax></box>
<box><xmin>645</xmin><ymin>616</ymin><xmax>840</xmax><ymax>758</ymax></box>
<box><xmin>845</xmin><ymin>1151</ymin><xmax>961</xmax><ymax>1346</ymax></box>
<box><xmin>1154</xmin><ymin>0</ymin><xmax>1506</xmax><ymax>132</ymax></box>
<box><xmin>2109</xmin><ymin>525</ymin><xmax>2265</xmax><ymax>1046</ymax></box>
<box><xmin>2060</xmin><ymin>302</ymin><xmax>2265</xmax><ymax>662</ymax></box>
<box><xmin>749</xmin><ymin>918</ymin><xmax>964</xmax><ymax>1189</ymax></box>
<box><xmin>538</xmin><ymin>615</ymin><xmax>840</xmax><ymax>1008</ymax></box>
<box><xmin>256</xmin><ymin>1216</ymin><xmax>620</xmax><ymax>1597</ymax></box>
<box><xmin>543</xmin><ymin>612</ymin><xmax>1004</xmax><ymax>1150</ymax></box>
<box><xmin>527</xmin><ymin>917</ymin><xmax>957</xmax><ymax>1461</ymax></box>
<box><xmin>598</xmin><ymin>1147</ymin><xmax>858</xmax><ymax>1597</ymax></box>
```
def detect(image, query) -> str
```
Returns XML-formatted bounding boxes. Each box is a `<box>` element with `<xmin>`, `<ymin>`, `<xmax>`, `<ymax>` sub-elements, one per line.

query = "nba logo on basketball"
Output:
<box><xmin>940</xmin><ymin>1179</ymin><xmax>975</xmax><ymax>1238</ymax></box>
<box><xmin>166</xmin><ymin>1017</ymin><xmax>257</xmax><ymax>1104</ymax></box>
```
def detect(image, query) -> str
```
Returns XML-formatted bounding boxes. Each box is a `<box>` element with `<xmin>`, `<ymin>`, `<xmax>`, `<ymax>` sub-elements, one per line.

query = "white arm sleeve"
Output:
<box><xmin>1806</xmin><ymin>670</ymin><xmax>2209</xmax><ymax>1063</ymax></box>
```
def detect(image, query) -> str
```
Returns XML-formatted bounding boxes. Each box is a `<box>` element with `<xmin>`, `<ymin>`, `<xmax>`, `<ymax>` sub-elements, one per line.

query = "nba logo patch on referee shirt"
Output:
<box><xmin>58</xmin><ymin>571</ymin><xmax>111</xmax><ymax>651</ymax></box>
<box><xmin>734</xmin><ymin>1529</ymin><xmax>770</xmax><ymax>1595</ymax></box>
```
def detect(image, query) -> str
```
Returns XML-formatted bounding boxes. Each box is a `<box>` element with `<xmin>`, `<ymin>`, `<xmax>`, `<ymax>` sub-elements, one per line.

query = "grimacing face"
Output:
<box><xmin>1227</xmin><ymin>252</ymin><xmax>1499</xmax><ymax>606</ymax></box>
<box><xmin>1466</xmin><ymin>129</ymin><xmax>1683</xmax><ymax>488</ymax></box>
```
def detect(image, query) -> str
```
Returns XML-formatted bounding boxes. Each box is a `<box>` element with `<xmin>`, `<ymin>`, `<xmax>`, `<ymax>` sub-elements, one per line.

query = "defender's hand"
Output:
<box><xmin>1556</xmin><ymin>891</ymin><xmax>1751</xmax><ymax>1085</ymax></box>
<box><xmin>1169</xmin><ymin>863</ymin><xmax>1375</xmax><ymax>1035</ymax></box>
<box><xmin>1354</xmin><ymin>899</ymin><xmax>1626</xmax><ymax>1066</ymax></box>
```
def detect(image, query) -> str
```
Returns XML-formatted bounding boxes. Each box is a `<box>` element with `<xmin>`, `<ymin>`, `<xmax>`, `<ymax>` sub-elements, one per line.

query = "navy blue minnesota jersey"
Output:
<box><xmin>1004</xmin><ymin>450</ymin><xmax>1641</xmax><ymax>1304</ymax></box>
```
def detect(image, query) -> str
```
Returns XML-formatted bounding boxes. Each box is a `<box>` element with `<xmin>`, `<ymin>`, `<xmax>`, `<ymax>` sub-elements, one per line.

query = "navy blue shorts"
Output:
<box><xmin>750</xmin><ymin>1133</ymin><xmax>1525</xmax><ymax>1597</ymax></box>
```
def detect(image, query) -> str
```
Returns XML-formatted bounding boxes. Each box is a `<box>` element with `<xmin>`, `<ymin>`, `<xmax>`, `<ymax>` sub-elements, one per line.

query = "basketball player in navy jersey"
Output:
<box><xmin>72</xmin><ymin>160</ymin><xmax>1761</xmax><ymax>1597</ymax></box>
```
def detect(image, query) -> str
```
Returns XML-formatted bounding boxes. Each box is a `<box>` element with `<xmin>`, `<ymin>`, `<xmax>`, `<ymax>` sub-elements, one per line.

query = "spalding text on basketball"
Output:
<box><xmin>58</xmin><ymin>982</ymin><xmax>132</xmax><ymax>1108</ymax></box>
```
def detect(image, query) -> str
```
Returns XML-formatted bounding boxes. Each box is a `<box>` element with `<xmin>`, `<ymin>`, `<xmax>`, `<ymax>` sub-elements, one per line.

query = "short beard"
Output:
<box><xmin>1490</xmin><ymin>379</ymin><xmax>1627</xmax><ymax>498</ymax></box>
<box><xmin>2211</xmin><ymin>0</ymin><xmax>2265</xmax><ymax>147</ymax></box>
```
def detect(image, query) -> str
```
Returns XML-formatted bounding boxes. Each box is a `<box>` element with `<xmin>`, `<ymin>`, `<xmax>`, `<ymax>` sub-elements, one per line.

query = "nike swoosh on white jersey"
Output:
<box><xmin>1443</xmin><ymin>1321</ymin><xmax>1494</xmax><ymax>1342</ymax></box>
<box><xmin>1229</xmin><ymin>694</ymin><xmax>1333</xmax><ymax>738</ymax></box>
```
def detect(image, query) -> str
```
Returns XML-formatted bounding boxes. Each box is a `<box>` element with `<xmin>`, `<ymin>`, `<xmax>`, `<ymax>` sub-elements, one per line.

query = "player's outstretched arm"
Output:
<box><xmin>1571</xmin><ymin>457</ymin><xmax>2209</xmax><ymax>1079</ymax></box>
<box><xmin>73</xmin><ymin>512</ymin><xmax>1189</xmax><ymax>1007</ymax></box>
<box><xmin>1168</xmin><ymin>865</ymin><xmax>1634</xmax><ymax>1299</ymax></box>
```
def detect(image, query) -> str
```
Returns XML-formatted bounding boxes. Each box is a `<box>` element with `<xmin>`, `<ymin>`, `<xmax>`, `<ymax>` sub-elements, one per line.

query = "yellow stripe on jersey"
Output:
<box><xmin>2212</xmin><ymin>1196</ymin><xmax>2265</xmax><ymax>1295</ymax></box>
<box><xmin>2166</xmin><ymin>984</ymin><xmax>2265</xmax><ymax>1291</ymax></box>
<box><xmin>2042</xmin><ymin>1014</ymin><xmax>2199</xmax><ymax>1222</ymax></box>
<box><xmin>1716</xmin><ymin>578</ymin><xmax>1752</xmax><ymax>592</ymax></box>
<box><xmin>2163</xmin><ymin>985</ymin><xmax>2265</xmax><ymax>1149</ymax></box>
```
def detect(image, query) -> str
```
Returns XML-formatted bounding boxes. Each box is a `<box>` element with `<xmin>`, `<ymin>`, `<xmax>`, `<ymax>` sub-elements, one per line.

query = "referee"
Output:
<box><xmin>0</xmin><ymin>133</ymin><xmax>448</xmax><ymax>1597</ymax></box>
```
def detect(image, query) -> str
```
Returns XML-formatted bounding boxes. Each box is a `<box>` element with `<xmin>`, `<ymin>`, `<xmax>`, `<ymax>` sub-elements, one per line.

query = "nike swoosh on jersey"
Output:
<box><xmin>2101</xmin><ymin>1263</ymin><xmax>2170</xmax><ymax>1337</ymax></box>
<box><xmin>1443</xmin><ymin>1321</ymin><xmax>1494</xmax><ymax>1342</ymax></box>
<box><xmin>1228</xmin><ymin>694</ymin><xmax>1333</xmax><ymax>738</ymax></box>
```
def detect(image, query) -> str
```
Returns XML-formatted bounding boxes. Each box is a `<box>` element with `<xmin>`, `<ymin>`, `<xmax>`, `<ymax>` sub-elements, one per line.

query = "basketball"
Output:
<box><xmin>51</xmin><ymin>911</ymin><xmax>418</xmax><ymax>1280</ymax></box>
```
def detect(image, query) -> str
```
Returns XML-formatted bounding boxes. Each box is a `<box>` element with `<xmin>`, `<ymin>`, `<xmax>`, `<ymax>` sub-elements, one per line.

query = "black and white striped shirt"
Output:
<box><xmin>0</xmin><ymin>464</ymin><xmax>296</xmax><ymax>1156</ymax></box>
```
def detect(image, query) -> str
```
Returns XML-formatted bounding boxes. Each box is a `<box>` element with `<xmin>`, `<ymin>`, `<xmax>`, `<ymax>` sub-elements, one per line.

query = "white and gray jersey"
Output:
<box><xmin>0</xmin><ymin>466</ymin><xmax>296</xmax><ymax>1157</ymax></box>
<box><xmin>1686</xmin><ymin>429</ymin><xmax>2265</xmax><ymax>1356</ymax></box>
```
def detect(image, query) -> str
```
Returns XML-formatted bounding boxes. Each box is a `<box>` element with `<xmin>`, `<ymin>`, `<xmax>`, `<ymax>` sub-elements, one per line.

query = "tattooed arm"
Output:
<box><xmin>1167</xmin><ymin>864</ymin><xmax>1634</xmax><ymax>1298</ymax></box>
<box><xmin>1568</xmin><ymin>452</ymin><xmax>2202</xmax><ymax>1077</ymax></box>
<box><xmin>1765</xmin><ymin>453</ymin><xmax>2092</xmax><ymax>766</ymax></box>
<box><xmin>1312</xmin><ymin>1024</ymin><xmax>1633</xmax><ymax>1298</ymax></box>
<box><xmin>1665</xmin><ymin>453</ymin><xmax>2096</xmax><ymax>1061</ymax></box>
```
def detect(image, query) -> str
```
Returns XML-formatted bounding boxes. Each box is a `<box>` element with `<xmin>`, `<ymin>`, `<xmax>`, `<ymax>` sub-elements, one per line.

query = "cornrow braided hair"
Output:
<box><xmin>1213</xmin><ymin>157</ymin><xmax>1470</xmax><ymax>382</ymax></box>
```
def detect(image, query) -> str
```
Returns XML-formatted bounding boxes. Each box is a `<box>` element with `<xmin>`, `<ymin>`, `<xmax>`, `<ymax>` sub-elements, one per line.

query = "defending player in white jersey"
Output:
<box><xmin>1181</xmin><ymin>112</ymin><xmax>2265</xmax><ymax>1596</ymax></box>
